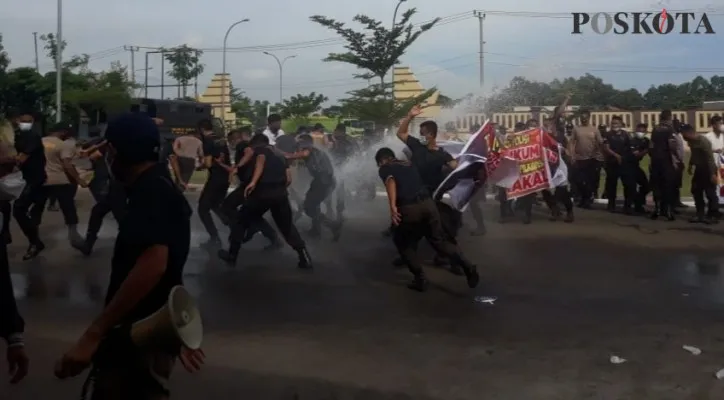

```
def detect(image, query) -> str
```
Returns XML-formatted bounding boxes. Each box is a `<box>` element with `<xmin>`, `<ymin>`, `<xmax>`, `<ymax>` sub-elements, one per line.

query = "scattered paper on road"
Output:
<box><xmin>474</xmin><ymin>296</ymin><xmax>497</xmax><ymax>305</ymax></box>
<box><xmin>683</xmin><ymin>345</ymin><xmax>702</xmax><ymax>355</ymax></box>
<box><xmin>609</xmin><ymin>355</ymin><xmax>626</xmax><ymax>364</ymax></box>
<box><xmin>715</xmin><ymin>368</ymin><xmax>724</xmax><ymax>380</ymax></box>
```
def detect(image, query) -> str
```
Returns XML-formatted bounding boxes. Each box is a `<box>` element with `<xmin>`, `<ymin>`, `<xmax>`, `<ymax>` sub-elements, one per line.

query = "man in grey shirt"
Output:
<box><xmin>568</xmin><ymin>110</ymin><xmax>604</xmax><ymax>208</ymax></box>
<box><xmin>170</xmin><ymin>133</ymin><xmax>203</xmax><ymax>190</ymax></box>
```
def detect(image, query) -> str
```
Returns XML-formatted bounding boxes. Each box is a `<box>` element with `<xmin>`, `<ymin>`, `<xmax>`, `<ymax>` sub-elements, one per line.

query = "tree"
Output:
<box><xmin>280</xmin><ymin>92</ymin><xmax>327</xmax><ymax>118</ymax></box>
<box><xmin>232</xmin><ymin>98</ymin><xmax>280</xmax><ymax>128</ymax></box>
<box><xmin>310</xmin><ymin>7</ymin><xmax>439</xmax><ymax>127</ymax></box>
<box><xmin>163</xmin><ymin>45</ymin><xmax>205</xmax><ymax>98</ymax></box>
<box><xmin>311</xmin><ymin>8</ymin><xmax>438</xmax><ymax>88</ymax></box>
<box><xmin>322</xmin><ymin>105</ymin><xmax>344</xmax><ymax>118</ymax></box>
<box><xmin>484</xmin><ymin>74</ymin><xmax>724</xmax><ymax>113</ymax></box>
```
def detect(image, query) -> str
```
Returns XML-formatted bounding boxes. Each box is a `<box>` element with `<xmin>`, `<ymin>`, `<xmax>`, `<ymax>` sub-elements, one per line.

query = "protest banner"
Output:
<box><xmin>502</xmin><ymin>128</ymin><xmax>552</xmax><ymax>199</ymax></box>
<box><xmin>434</xmin><ymin>121</ymin><xmax>519</xmax><ymax>211</ymax></box>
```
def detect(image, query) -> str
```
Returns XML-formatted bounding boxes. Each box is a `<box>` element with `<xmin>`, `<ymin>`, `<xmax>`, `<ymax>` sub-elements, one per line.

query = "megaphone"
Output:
<box><xmin>130</xmin><ymin>285</ymin><xmax>203</xmax><ymax>352</ymax></box>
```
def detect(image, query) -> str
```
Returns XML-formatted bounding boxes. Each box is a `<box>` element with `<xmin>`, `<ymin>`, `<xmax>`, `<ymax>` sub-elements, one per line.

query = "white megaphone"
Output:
<box><xmin>130</xmin><ymin>285</ymin><xmax>203</xmax><ymax>352</ymax></box>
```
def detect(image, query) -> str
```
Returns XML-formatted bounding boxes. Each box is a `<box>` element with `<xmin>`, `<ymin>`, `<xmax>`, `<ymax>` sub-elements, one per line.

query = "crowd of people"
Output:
<box><xmin>487</xmin><ymin>96</ymin><xmax>722</xmax><ymax>225</ymax></box>
<box><xmin>0</xmin><ymin>98</ymin><xmax>721</xmax><ymax>395</ymax></box>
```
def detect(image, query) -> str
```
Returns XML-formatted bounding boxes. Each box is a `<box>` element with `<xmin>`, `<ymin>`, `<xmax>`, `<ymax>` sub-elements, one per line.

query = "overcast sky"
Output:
<box><xmin>0</xmin><ymin>0</ymin><xmax>721</xmax><ymax>104</ymax></box>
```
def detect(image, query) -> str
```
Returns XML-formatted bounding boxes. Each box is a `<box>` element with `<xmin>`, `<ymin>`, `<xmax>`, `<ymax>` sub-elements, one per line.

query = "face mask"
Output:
<box><xmin>634</xmin><ymin>131</ymin><xmax>644</xmax><ymax>138</ymax></box>
<box><xmin>18</xmin><ymin>122</ymin><xmax>33</xmax><ymax>131</ymax></box>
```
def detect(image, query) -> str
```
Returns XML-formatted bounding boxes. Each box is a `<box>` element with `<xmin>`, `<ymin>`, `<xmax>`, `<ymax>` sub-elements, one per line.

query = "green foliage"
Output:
<box><xmin>484</xmin><ymin>74</ymin><xmax>724</xmax><ymax>112</ymax></box>
<box><xmin>279</xmin><ymin>92</ymin><xmax>328</xmax><ymax>119</ymax></box>
<box><xmin>321</xmin><ymin>105</ymin><xmax>344</xmax><ymax>118</ymax></box>
<box><xmin>0</xmin><ymin>32</ymin><xmax>136</xmax><ymax>125</ymax></box>
<box><xmin>310</xmin><ymin>8</ymin><xmax>439</xmax><ymax>82</ymax></box>
<box><xmin>340</xmin><ymin>83</ymin><xmax>435</xmax><ymax>127</ymax></box>
<box><xmin>162</xmin><ymin>45</ymin><xmax>205</xmax><ymax>98</ymax></box>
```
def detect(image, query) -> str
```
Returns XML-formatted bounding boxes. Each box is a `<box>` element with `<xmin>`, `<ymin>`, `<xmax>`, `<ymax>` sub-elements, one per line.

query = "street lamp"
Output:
<box><xmin>392</xmin><ymin>0</ymin><xmax>407</xmax><ymax>26</ymax></box>
<box><xmin>56</xmin><ymin>0</ymin><xmax>63</xmax><ymax>122</ymax></box>
<box><xmin>221</xmin><ymin>18</ymin><xmax>249</xmax><ymax>128</ymax></box>
<box><xmin>263</xmin><ymin>52</ymin><xmax>296</xmax><ymax>104</ymax></box>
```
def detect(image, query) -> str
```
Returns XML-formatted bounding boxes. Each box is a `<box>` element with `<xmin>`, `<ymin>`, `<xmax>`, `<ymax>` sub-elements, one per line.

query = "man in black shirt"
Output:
<box><xmin>197</xmin><ymin>129</ymin><xmax>234</xmax><ymax>245</ymax></box>
<box><xmin>218</xmin><ymin>134</ymin><xmax>311</xmax><ymax>268</ymax></box>
<box><xmin>630</xmin><ymin>124</ymin><xmax>650</xmax><ymax>213</ymax></box>
<box><xmin>54</xmin><ymin>113</ymin><xmax>204</xmax><ymax>398</ymax></box>
<box><xmin>286</xmin><ymin>134</ymin><xmax>341</xmax><ymax>240</ymax></box>
<box><xmin>72</xmin><ymin>127</ymin><xmax>128</xmax><ymax>255</ymax></box>
<box><xmin>375</xmin><ymin>147</ymin><xmax>479</xmax><ymax>292</ymax></box>
<box><xmin>602</xmin><ymin>115</ymin><xmax>636</xmax><ymax>214</ymax></box>
<box><xmin>11</xmin><ymin>110</ymin><xmax>47</xmax><ymax>260</ymax></box>
<box><xmin>220</xmin><ymin>128</ymin><xmax>280</xmax><ymax>249</ymax></box>
<box><xmin>649</xmin><ymin>110</ymin><xmax>678</xmax><ymax>220</ymax></box>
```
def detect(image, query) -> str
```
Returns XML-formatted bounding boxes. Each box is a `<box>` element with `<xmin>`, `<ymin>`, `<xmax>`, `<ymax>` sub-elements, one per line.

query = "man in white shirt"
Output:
<box><xmin>704</xmin><ymin>115</ymin><xmax>724</xmax><ymax>157</ymax></box>
<box><xmin>262</xmin><ymin>113</ymin><xmax>284</xmax><ymax>145</ymax></box>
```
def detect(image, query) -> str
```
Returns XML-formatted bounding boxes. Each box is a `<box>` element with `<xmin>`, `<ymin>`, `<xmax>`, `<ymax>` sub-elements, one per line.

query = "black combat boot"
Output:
<box><xmin>72</xmin><ymin>234</ymin><xmax>97</xmax><ymax>256</ymax></box>
<box><xmin>407</xmin><ymin>275</ymin><xmax>429</xmax><ymax>292</ymax></box>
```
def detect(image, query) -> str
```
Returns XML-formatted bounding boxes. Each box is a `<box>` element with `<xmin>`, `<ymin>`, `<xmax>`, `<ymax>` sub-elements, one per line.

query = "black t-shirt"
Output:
<box><xmin>207</xmin><ymin>139</ymin><xmax>231</xmax><ymax>183</ymax></box>
<box><xmin>603</xmin><ymin>130</ymin><xmax>632</xmax><ymax>162</ymax></box>
<box><xmin>650</xmin><ymin>123</ymin><xmax>676</xmax><ymax>164</ymax></box>
<box><xmin>378</xmin><ymin>160</ymin><xmax>428</xmax><ymax>206</ymax></box>
<box><xmin>14</xmin><ymin>130</ymin><xmax>46</xmax><ymax>185</ymax></box>
<box><xmin>302</xmin><ymin>145</ymin><xmax>334</xmax><ymax>180</ymax></box>
<box><xmin>329</xmin><ymin>134</ymin><xmax>358</xmax><ymax>165</ymax></box>
<box><xmin>106</xmin><ymin>163</ymin><xmax>191</xmax><ymax>325</ymax></box>
<box><xmin>253</xmin><ymin>146</ymin><xmax>289</xmax><ymax>187</ymax></box>
<box><xmin>234</xmin><ymin>141</ymin><xmax>252</xmax><ymax>182</ymax></box>
<box><xmin>403</xmin><ymin>136</ymin><xmax>453</xmax><ymax>191</ymax></box>
<box><xmin>159</xmin><ymin>140</ymin><xmax>174</xmax><ymax>165</ymax></box>
<box><xmin>274</xmin><ymin>134</ymin><xmax>297</xmax><ymax>154</ymax></box>
<box><xmin>630</xmin><ymin>136</ymin><xmax>650</xmax><ymax>163</ymax></box>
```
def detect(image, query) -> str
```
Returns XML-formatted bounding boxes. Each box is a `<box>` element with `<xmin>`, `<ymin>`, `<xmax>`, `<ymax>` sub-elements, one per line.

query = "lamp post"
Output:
<box><xmin>263</xmin><ymin>52</ymin><xmax>296</xmax><ymax>104</ymax></box>
<box><xmin>55</xmin><ymin>0</ymin><xmax>63</xmax><ymax>122</ymax></box>
<box><xmin>221</xmin><ymin>18</ymin><xmax>249</xmax><ymax>128</ymax></box>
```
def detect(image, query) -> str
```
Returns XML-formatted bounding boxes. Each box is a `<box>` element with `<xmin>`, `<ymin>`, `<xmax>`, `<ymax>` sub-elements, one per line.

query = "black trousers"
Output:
<box><xmin>650</xmin><ymin>162</ymin><xmax>678</xmax><ymax>214</ymax></box>
<box><xmin>604</xmin><ymin>162</ymin><xmax>636</xmax><ymax>209</ymax></box>
<box><xmin>87</xmin><ymin>179</ymin><xmax>126</xmax><ymax>238</ymax></box>
<box><xmin>691</xmin><ymin>169</ymin><xmax>718</xmax><ymax>217</ymax></box>
<box><xmin>323</xmin><ymin>180</ymin><xmax>348</xmax><ymax>219</ymax></box>
<box><xmin>13</xmin><ymin>182</ymin><xmax>45</xmax><ymax>245</ymax></box>
<box><xmin>573</xmin><ymin>159</ymin><xmax>600</xmax><ymax>204</ymax></box>
<box><xmin>497</xmin><ymin>187</ymin><xmax>513</xmax><ymax>218</ymax></box>
<box><xmin>198</xmin><ymin>179</ymin><xmax>229</xmax><ymax>238</ymax></box>
<box><xmin>392</xmin><ymin>198</ymin><xmax>473</xmax><ymax>279</ymax></box>
<box><xmin>228</xmin><ymin>186</ymin><xmax>304</xmax><ymax>255</ymax></box>
<box><xmin>0</xmin><ymin>201</ymin><xmax>10</xmax><ymax>240</ymax></box>
<box><xmin>223</xmin><ymin>185</ymin><xmax>279</xmax><ymax>244</ymax></box>
<box><xmin>303</xmin><ymin>177</ymin><xmax>336</xmax><ymax>234</ymax></box>
<box><xmin>542</xmin><ymin>186</ymin><xmax>573</xmax><ymax>213</ymax></box>
<box><xmin>633</xmin><ymin>164</ymin><xmax>650</xmax><ymax>209</ymax></box>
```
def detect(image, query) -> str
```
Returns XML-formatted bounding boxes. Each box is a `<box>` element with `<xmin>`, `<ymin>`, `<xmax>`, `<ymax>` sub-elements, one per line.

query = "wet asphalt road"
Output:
<box><xmin>3</xmin><ymin>189</ymin><xmax>724</xmax><ymax>399</ymax></box>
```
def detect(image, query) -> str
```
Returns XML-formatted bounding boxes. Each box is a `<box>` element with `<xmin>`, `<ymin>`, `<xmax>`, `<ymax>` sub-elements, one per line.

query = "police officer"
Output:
<box><xmin>682</xmin><ymin>124</ymin><xmax>719</xmax><ymax>224</ymax></box>
<box><xmin>375</xmin><ymin>147</ymin><xmax>479</xmax><ymax>292</ymax></box>
<box><xmin>54</xmin><ymin>113</ymin><xmax>204</xmax><ymax>397</ymax></box>
<box><xmin>197</xmin><ymin>130</ymin><xmax>234</xmax><ymax>245</ymax></box>
<box><xmin>221</xmin><ymin>128</ymin><xmax>280</xmax><ymax>249</ymax></box>
<box><xmin>649</xmin><ymin>110</ymin><xmax>678</xmax><ymax>220</ymax></box>
<box><xmin>602</xmin><ymin>115</ymin><xmax>636</xmax><ymax>214</ymax></box>
<box><xmin>287</xmin><ymin>134</ymin><xmax>341</xmax><ymax>240</ymax></box>
<box><xmin>11</xmin><ymin>110</ymin><xmax>47</xmax><ymax>260</ymax></box>
<box><xmin>72</xmin><ymin>127</ymin><xmax>127</xmax><ymax>255</ymax></box>
<box><xmin>630</xmin><ymin>123</ymin><xmax>650</xmax><ymax>213</ymax></box>
<box><xmin>218</xmin><ymin>134</ymin><xmax>312</xmax><ymax>268</ymax></box>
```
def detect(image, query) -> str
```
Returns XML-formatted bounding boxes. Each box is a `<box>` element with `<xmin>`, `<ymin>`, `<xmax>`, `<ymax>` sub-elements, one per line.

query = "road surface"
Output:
<box><xmin>2</xmin><ymin>190</ymin><xmax>724</xmax><ymax>399</ymax></box>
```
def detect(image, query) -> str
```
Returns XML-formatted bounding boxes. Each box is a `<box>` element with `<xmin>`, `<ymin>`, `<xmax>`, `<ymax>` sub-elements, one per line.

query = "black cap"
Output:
<box><xmin>105</xmin><ymin>113</ymin><xmax>160</xmax><ymax>163</ymax></box>
<box><xmin>313</xmin><ymin>123</ymin><xmax>325</xmax><ymax>131</ymax></box>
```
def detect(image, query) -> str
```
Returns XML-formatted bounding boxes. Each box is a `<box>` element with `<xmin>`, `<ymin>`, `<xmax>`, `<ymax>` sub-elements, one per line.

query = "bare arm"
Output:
<box><xmin>553</xmin><ymin>93</ymin><xmax>572</xmax><ymax>120</ymax></box>
<box><xmin>286</xmin><ymin>167</ymin><xmax>292</xmax><ymax>186</ymax></box>
<box><xmin>285</xmin><ymin>148</ymin><xmax>310</xmax><ymax>160</ymax></box>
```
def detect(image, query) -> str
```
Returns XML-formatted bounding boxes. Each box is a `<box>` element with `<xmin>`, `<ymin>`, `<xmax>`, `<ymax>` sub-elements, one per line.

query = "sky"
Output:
<box><xmin>0</xmin><ymin>0</ymin><xmax>722</xmax><ymax>105</ymax></box>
